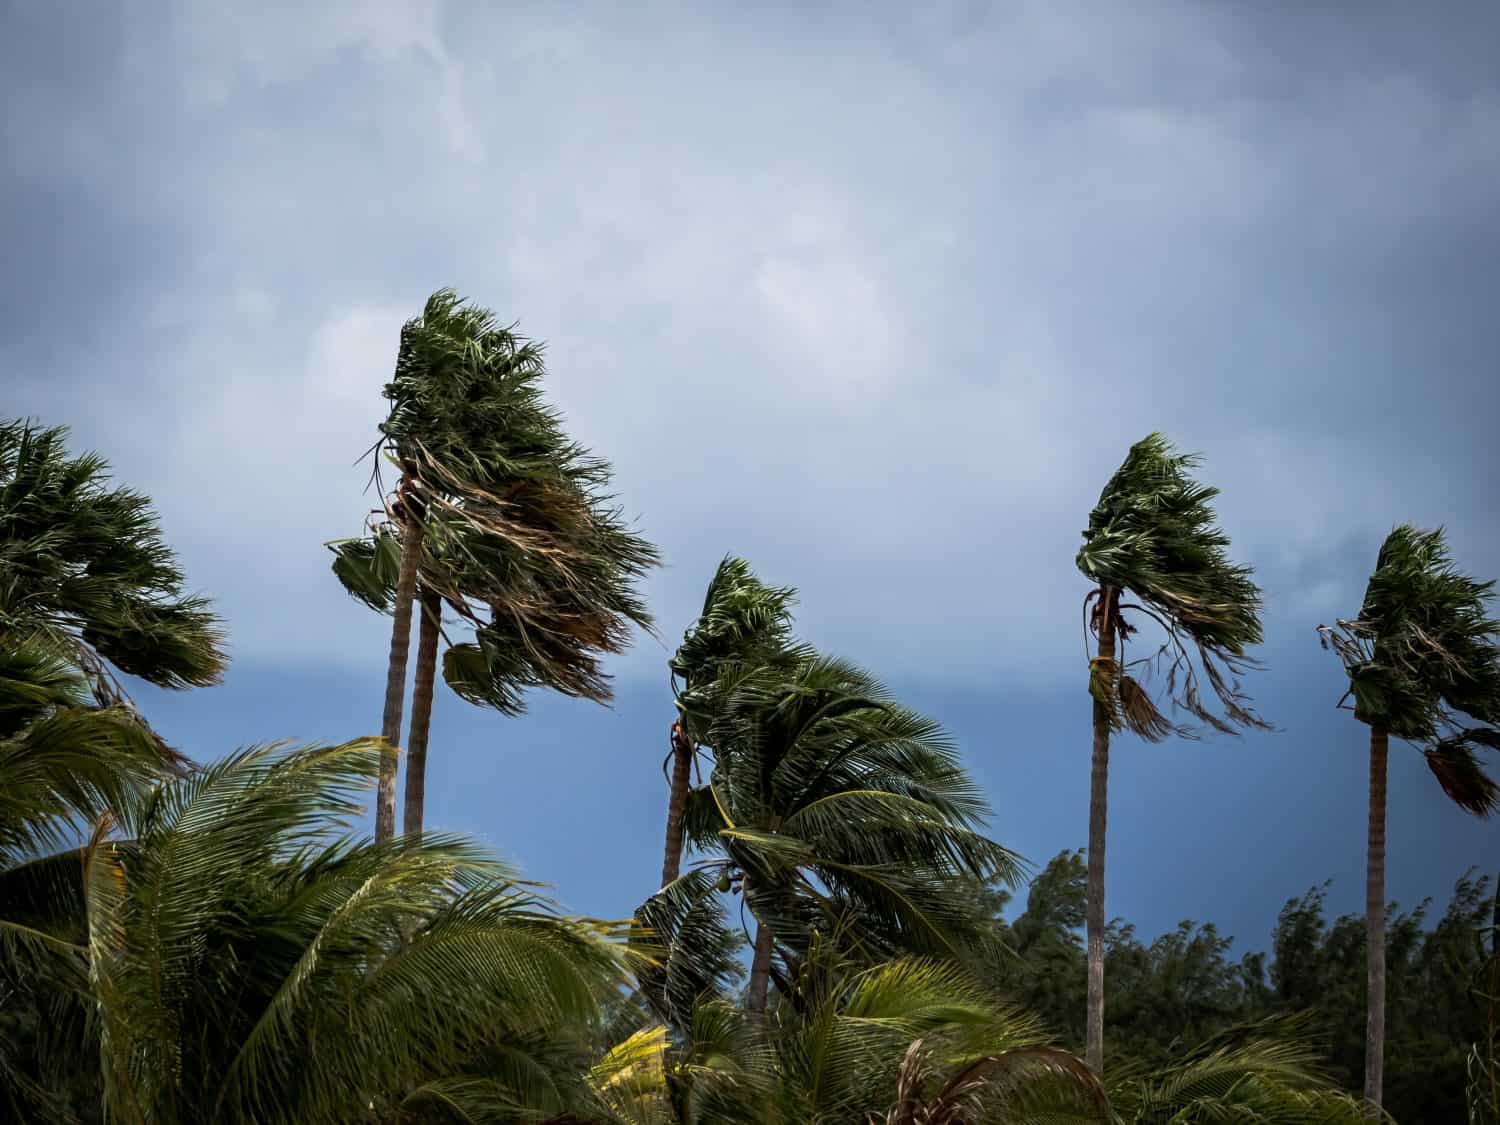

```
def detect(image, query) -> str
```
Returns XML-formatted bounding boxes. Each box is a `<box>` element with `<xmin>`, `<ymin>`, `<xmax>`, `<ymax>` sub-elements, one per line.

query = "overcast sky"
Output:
<box><xmin>5</xmin><ymin>1</ymin><xmax>1498</xmax><ymax>948</ymax></box>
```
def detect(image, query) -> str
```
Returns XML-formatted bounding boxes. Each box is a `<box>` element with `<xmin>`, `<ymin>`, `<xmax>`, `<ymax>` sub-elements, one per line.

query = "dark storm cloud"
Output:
<box><xmin>2</xmin><ymin>0</ymin><xmax>1496</xmax><ymax>679</ymax></box>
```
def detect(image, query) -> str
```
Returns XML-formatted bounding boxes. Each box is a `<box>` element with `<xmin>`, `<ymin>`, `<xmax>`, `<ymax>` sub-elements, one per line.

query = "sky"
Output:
<box><xmin>4</xmin><ymin>1</ymin><xmax>1498</xmax><ymax>953</ymax></box>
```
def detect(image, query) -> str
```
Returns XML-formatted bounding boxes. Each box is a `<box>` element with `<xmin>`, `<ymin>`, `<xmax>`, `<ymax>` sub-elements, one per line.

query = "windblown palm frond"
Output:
<box><xmin>0</xmin><ymin>419</ymin><xmax>226</xmax><ymax>701</ymax></box>
<box><xmin>634</xmin><ymin>866</ymin><xmax>746</xmax><ymax>1026</ymax></box>
<box><xmin>1101</xmin><ymin>1016</ymin><xmax>1387</xmax><ymax>1124</ymax></box>
<box><xmin>1077</xmin><ymin>432</ymin><xmax>1267</xmax><ymax>738</ymax></box>
<box><xmin>1319</xmin><ymin>524</ymin><xmax>1500</xmax><ymax>814</ymax></box>
<box><xmin>689</xmin><ymin>652</ymin><xmax>1021</xmax><ymax>1004</ymax></box>
<box><xmin>751</xmin><ymin>938</ymin><xmax>1088</xmax><ymax>1123</ymax></box>
<box><xmin>68</xmin><ymin>739</ymin><xmax>628</xmax><ymax>1124</ymax></box>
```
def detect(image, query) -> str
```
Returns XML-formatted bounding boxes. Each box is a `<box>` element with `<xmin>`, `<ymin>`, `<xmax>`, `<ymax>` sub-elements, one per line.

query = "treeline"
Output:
<box><xmin>981</xmin><ymin>850</ymin><xmax>1497</xmax><ymax>1123</ymax></box>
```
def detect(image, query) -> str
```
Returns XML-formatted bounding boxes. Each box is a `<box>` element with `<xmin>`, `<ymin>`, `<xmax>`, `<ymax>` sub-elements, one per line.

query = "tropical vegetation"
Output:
<box><xmin>2</xmin><ymin>294</ymin><xmax>1495</xmax><ymax>1122</ymax></box>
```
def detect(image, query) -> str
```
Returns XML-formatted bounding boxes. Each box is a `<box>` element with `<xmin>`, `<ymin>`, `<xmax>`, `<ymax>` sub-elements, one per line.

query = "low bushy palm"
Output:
<box><xmin>73</xmin><ymin>739</ymin><xmax>628</xmax><ymax>1124</ymax></box>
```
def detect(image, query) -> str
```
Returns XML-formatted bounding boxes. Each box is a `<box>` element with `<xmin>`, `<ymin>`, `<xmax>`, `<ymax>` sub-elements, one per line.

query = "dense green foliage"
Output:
<box><xmin>979</xmin><ymin>849</ymin><xmax>1498</xmax><ymax>1123</ymax></box>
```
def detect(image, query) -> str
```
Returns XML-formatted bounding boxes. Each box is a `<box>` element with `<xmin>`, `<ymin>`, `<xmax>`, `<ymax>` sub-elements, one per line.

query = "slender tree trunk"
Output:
<box><xmin>660</xmin><ymin>721</ymin><xmax>695</xmax><ymax>888</ymax></box>
<box><xmin>402</xmin><ymin>587</ymin><xmax>442</xmax><ymax>843</ymax></box>
<box><xmin>1085</xmin><ymin>586</ymin><xmax>1118</xmax><ymax>1075</ymax></box>
<box><xmin>1364</xmin><ymin>724</ymin><xmax>1389</xmax><ymax>1112</ymax></box>
<box><xmin>377</xmin><ymin>511</ymin><xmax>422</xmax><ymax>844</ymax></box>
<box><xmin>747</xmin><ymin>920</ymin><xmax>775</xmax><ymax>1013</ymax></box>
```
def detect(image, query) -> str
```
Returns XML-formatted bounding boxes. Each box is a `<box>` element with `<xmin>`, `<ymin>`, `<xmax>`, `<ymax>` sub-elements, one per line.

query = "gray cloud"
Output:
<box><xmin>4</xmin><ymin>0</ymin><xmax>1497</xmax><ymax>687</ymax></box>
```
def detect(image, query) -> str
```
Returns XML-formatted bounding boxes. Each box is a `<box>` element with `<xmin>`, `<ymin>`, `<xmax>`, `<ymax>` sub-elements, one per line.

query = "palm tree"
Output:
<box><xmin>646</xmin><ymin>652</ymin><xmax>1020</xmax><ymax>1015</ymax></box>
<box><xmin>75</xmin><ymin>738</ymin><xmax>629</xmax><ymax>1123</ymax></box>
<box><xmin>0</xmin><ymin>419</ymin><xmax>225</xmax><ymax>709</ymax></box>
<box><xmin>1318</xmin><ymin>524</ymin><xmax>1500</xmax><ymax>1110</ymax></box>
<box><xmin>661</xmin><ymin>557</ymin><xmax>797</xmax><ymax>888</ymax></box>
<box><xmin>357</xmin><ymin>290</ymin><xmax>658</xmax><ymax>841</ymax></box>
<box><xmin>1075</xmin><ymin>433</ymin><xmax>1268</xmax><ymax>1073</ymax></box>
<box><xmin>0</xmin><ymin>642</ymin><xmax>175</xmax><ymax>1119</ymax></box>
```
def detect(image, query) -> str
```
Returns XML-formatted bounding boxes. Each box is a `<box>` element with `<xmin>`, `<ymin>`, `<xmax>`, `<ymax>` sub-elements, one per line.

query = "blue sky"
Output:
<box><xmin>5</xmin><ymin>1</ymin><xmax>1498</xmax><ymax>952</ymax></box>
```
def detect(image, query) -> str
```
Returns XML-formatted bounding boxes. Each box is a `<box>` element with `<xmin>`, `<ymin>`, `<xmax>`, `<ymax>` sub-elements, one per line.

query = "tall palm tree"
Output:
<box><xmin>74</xmin><ymin>738</ymin><xmax>629</xmax><ymax>1124</ymax></box>
<box><xmin>0</xmin><ymin>419</ymin><xmax>225</xmax><ymax>708</ymax></box>
<box><xmin>1318</xmin><ymin>524</ymin><xmax>1500</xmax><ymax>1110</ymax></box>
<box><xmin>1075</xmin><ymin>433</ymin><xmax>1267</xmax><ymax>1074</ymax></box>
<box><xmin>358</xmin><ymin>290</ymin><xmax>658</xmax><ymax>841</ymax></box>
<box><xmin>661</xmin><ymin>557</ymin><xmax>797</xmax><ymax>888</ymax></box>
<box><xmin>645</xmin><ymin>652</ymin><xmax>1020</xmax><ymax>1015</ymax></box>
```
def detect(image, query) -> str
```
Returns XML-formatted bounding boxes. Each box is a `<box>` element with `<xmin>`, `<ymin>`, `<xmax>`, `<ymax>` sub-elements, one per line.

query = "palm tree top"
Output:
<box><xmin>1320</xmin><ymin>523</ymin><xmax>1500</xmax><ymax>815</ymax></box>
<box><xmin>670</xmin><ymin>556</ymin><xmax>797</xmax><ymax>682</ymax></box>
<box><xmin>0</xmin><ymin>419</ymin><xmax>226</xmax><ymax>696</ymax></box>
<box><xmin>1076</xmin><ymin>433</ymin><xmax>1266</xmax><ymax>740</ymax></box>
<box><xmin>1076</xmin><ymin>432</ymin><xmax>1263</xmax><ymax>656</ymax></box>
<box><xmin>670</xmin><ymin>556</ymin><xmax>798</xmax><ymax>740</ymax></box>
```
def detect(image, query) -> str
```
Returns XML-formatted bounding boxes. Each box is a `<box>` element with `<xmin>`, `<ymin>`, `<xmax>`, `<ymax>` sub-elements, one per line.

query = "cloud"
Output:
<box><xmin>4</xmin><ymin>0</ymin><xmax>1497</xmax><ymax>690</ymax></box>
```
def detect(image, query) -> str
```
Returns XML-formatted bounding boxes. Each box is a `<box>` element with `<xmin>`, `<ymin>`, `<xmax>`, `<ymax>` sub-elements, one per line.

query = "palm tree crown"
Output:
<box><xmin>1320</xmin><ymin>524</ymin><xmax>1500</xmax><ymax>814</ymax></box>
<box><xmin>646</xmin><ymin>651</ymin><xmax>1019</xmax><ymax>1016</ymax></box>
<box><xmin>0</xmin><ymin>419</ymin><xmax>225</xmax><ymax>703</ymax></box>
<box><xmin>375</xmin><ymin>289</ymin><xmax>659</xmax><ymax>658</ymax></box>
<box><xmin>669</xmin><ymin>556</ymin><xmax>798</xmax><ymax>744</ymax></box>
<box><xmin>1076</xmin><ymin>432</ymin><xmax>1266</xmax><ymax>737</ymax></box>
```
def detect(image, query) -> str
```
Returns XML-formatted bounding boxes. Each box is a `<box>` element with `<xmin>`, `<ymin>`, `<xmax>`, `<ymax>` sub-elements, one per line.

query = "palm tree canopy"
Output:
<box><xmin>644</xmin><ymin>652</ymin><xmax>1020</xmax><ymax>1018</ymax></box>
<box><xmin>0</xmin><ymin>419</ymin><xmax>225</xmax><ymax>696</ymax></box>
<box><xmin>338</xmin><ymin>289</ymin><xmax>659</xmax><ymax>712</ymax></box>
<box><xmin>80</xmin><ymin>739</ymin><xmax>630</xmax><ymax>1124</ymax></box>
<box><xmin>1076</xmin><ymin>432</ymin><xmax>1266</xmax><ymax>738</ymax></box>
<box><xmin>669</xmin><ymin>555</ymin><xmax>797</xmax><ymax>744</ymax></box>
<box><xmin>1077</xmin><ymin>432</ymin><xmax>1263</xmax><ymax>654</ymax></box>
<box><xmin>1321</xmin><ymin>524</ymin><xmax>1500</xmax><ymax>815</ymax></box>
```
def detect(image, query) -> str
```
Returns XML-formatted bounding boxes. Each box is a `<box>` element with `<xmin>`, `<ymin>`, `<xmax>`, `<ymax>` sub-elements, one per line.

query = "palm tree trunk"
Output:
<box><xmin>1085</xmin><ymin>586</ymin><xmax>1117</xmax><ymax>1075</ymax></box>
<box><xmin>747</xmin><ymin>920</ymin><xmax>775</xmax><ymax>1013</ymax></box>
<box><xmin>402</xmin><ymin>587</ymin><xmax>442</xmax><ymax>843</ymax></box>
<box><xmin>377</xmin><ymin>511</ymin><xmax>422</xmax><ymax>844</ymax></box>
<box><xmin>1364</xmin><ymin>724</ymin><xmax>1389</xmax><ymax>1111</ymax></box>
<box><xmin>660</xmin><ymin>721</ymin><xmax>694</xmax><ymax>888</ymax></box>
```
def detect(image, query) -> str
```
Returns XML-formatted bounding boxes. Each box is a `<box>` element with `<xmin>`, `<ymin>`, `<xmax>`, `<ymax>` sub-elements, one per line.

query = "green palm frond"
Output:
<box><xmin>0</xmin><ymin>419</ymin><xmax>226</xmax><ymax>695</ymax></box>
<box><xmin>684</xmin><ymin>650</ymin><xmax>1020</xmax><ymax>1001</ymax></box>
<box><xmin>1078</xmin><ymin>433</ymin><xmax>1267</xmax><ymax>738</ymax></box>
<box><xmin>633</xmin><ymin>867</ymin><xmax>745</xmax><ymax>1027</ymax></box>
